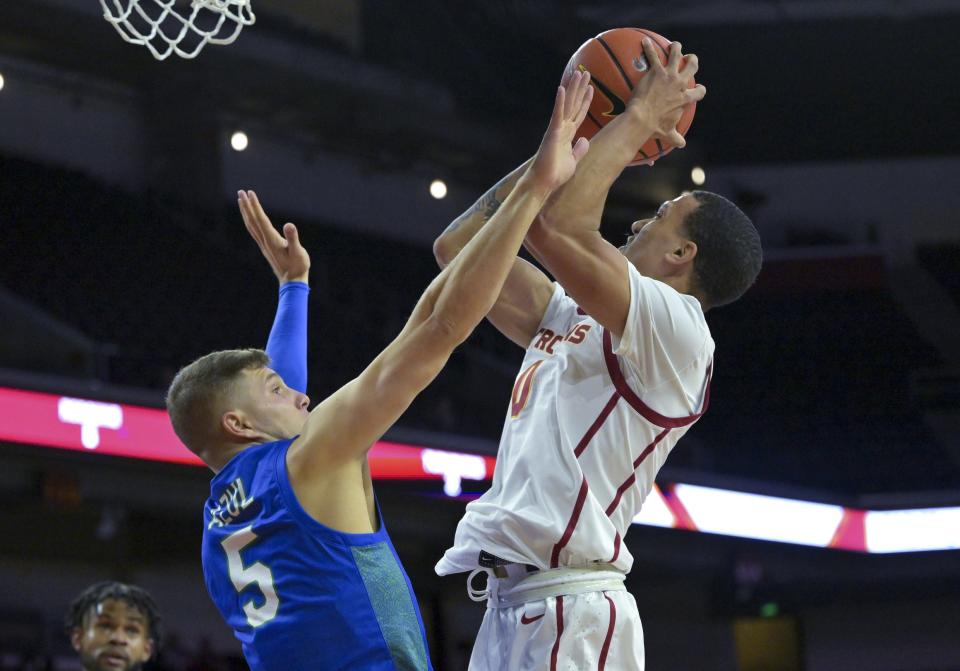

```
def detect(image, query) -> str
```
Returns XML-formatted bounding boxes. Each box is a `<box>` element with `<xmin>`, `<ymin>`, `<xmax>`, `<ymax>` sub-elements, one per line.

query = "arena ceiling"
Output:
<box><xmin>1</xmin><ymin>1</ymin><xmax>958</xmax><ymax>181</ymax></box>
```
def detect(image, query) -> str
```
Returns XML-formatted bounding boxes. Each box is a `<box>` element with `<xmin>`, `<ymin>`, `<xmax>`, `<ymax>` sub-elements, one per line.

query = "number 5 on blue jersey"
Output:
<box><xmin>222</xmin><ymin>525</ymin><xmax>280</xmax><ymax>627</ymax></box>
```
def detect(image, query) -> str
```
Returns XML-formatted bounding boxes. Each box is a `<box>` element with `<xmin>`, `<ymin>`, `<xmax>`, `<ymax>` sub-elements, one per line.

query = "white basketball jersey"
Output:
<box><xmin>436</xmin><ymin>263</ymin><xmax>714</xmax><ymax>575</ymax></box>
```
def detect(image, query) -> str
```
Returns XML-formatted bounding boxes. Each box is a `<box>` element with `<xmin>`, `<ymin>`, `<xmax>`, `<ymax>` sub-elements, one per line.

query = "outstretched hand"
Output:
<box><xmin>527</xmin><ymin>69</ymin><xmax>595</xmax><ymax>193</ymax></box>
<box><xmin>629</xmin><ymin>38</ymin><xmax>706</xmax><ymax>148</ymax></box>
<box><xmin>238</xmin><ymin>190</ymin><xmax>311</xmax><ymax>284</ymax></box>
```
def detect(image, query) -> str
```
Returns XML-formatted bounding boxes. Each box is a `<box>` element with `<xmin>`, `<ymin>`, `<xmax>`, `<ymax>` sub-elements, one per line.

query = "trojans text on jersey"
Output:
<box><xmin>530</xmin><ymin>323</ymin><xmax>592</xmax><ymax>355</ymax></box>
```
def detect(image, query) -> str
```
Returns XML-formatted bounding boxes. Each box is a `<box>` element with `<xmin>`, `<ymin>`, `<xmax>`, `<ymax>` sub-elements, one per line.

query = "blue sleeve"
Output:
<box><xmin>265</xmin><ymin>282</ymin><xmax>309</xmax><ymax>393</ymax></box>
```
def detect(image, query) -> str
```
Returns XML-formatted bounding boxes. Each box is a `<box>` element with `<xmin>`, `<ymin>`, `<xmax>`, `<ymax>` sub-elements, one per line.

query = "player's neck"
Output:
<box><xmin>205</xmin><ymin>442</ymin><xmax>247</xmax><ymax>474</ymax></box>
<box><xmin>659</xmin><ymin>274</ymin><xmax>709</xmax><ymax>310</ymax></box>
<box><xmin>656</xmin><ymin>272</ymin><xmax>689</xmax><ymax>296</ymax></box>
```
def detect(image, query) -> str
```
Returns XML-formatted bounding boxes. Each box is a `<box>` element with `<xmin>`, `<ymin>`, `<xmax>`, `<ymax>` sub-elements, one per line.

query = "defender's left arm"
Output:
<box><xmin>265</xmin><ymin>282</ymin><xmax>309</xmax><ymax>393</ymax></box>
<box><xmin>238</xmin><ymin>190</ymin><xmax>310</xmax><ymax>393</ymax></box>
<box><xmin>526</xmin><ymin>40</ymin><xmax>703</xmax><ymax>337</ymax></box>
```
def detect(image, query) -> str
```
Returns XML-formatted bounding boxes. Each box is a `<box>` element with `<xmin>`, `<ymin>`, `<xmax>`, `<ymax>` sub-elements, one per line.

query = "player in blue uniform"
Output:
<box><xmin>163</xmin><ymin>71</ymin><xmax>595</xmax><ymax>671</ymax></box>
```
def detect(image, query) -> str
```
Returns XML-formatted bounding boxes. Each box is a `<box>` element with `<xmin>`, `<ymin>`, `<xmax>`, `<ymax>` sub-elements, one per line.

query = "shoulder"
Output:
<box><xmin>627</xmin><ymin>263</ymin><xmax>709</xmax><ymax>335</ymax></box>
<box><xmin>611</xmin><ymin>263</ymin><xmax>711</xmax><ymax>380</ymax></box>
<box><xmin>538</xmin><ymin>282</ymin><xmax>582</xmax><ymax>329</ymax></box>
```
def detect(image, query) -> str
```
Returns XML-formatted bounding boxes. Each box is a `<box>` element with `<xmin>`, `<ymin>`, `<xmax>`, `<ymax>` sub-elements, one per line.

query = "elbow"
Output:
<box><xmin>423</xmin><ymin>311</ymin><xmax>468</xmax><ymax>350</ymax></box>
<box><xmin>533</xmin><ymin>208</ymin><xmax>552</xmax><ymax>228</ymax></box>
<box><xmin>528</xmin><ymin>217</ymin><xmax>587</xmax><ymax>252</ymax></box>
<box><xmin>432</xmin><ymin>236</ymin><xmax>458</xmax><ymax>269</ymax></box>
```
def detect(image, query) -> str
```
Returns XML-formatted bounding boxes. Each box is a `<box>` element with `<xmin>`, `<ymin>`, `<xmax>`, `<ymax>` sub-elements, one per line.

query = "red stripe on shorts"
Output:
<box><xmin>550</xmin><ymin>595</ymin><xmax>565</xmax><ymax>671</ymax></box>
<box><xmin>598</xmin><ymin>593</ymin><xmax>617</xmax><ymax>670</ymax></box>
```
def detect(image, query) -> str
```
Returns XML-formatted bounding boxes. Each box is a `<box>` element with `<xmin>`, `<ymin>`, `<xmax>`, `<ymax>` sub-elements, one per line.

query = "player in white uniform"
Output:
<box><xmin>433</xmin><ymin>40</ymin><xmax>761</xmax><ymax>669</ymax></box>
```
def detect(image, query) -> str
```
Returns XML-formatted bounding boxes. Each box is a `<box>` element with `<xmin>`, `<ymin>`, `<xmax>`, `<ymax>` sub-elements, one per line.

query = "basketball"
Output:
<box><xmin>564</xmin><ymin>27</ymin><xmax>697</xmax><ymax>165</ymax></box>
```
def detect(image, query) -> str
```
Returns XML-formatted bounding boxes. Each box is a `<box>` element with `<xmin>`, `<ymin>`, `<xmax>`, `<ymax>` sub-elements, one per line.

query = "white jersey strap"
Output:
<box><xmin>467</xmin><ymin>568</ymin><xmax>493</xmax><ymax>603</ymax></box>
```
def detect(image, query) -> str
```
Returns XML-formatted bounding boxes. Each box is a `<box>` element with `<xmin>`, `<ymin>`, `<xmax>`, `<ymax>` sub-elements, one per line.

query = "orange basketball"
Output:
<box><xmin>564</xmin><ymin>27</ymin><xmax>697</xmax><ymax>165</ymax></box>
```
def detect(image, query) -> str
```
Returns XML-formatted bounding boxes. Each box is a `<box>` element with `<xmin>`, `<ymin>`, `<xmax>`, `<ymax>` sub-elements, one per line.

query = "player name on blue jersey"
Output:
<box><xmin>201</xmin><ymin>439</ymin><xmax>432</xmax><ymax>671</ymax></box>
<box><xmin>207</xmin><ymin>477</ymin><xmax>255</xmax><ymax>528</ymax></box>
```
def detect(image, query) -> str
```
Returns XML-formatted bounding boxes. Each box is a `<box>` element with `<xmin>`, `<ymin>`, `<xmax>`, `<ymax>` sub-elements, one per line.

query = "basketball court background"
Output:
<box><xmin>1</xmin><ymin>1</ymin><xmax>959</xmax><ymax>669</ymax></box>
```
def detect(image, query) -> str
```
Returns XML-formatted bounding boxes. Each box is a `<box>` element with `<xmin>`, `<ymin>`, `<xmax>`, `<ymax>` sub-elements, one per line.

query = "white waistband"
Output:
<box><xmin>468</xmin><ymin>565</ymin><xmax>626</xmax><ymax>608</ymax></box>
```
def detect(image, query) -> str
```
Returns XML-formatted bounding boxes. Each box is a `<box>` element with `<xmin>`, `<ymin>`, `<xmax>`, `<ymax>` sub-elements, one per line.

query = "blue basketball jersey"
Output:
<box><xmin>201</xmin><ymin>438</ymin><xmax>432</xmax><ymax>671</ymax></box>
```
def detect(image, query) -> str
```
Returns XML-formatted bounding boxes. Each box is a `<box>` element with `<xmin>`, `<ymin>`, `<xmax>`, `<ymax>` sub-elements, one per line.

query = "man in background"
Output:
<box><xmin>66</xmin><ymin>581</ymin><xmax>162</xmax><ymax>671</ymax></box>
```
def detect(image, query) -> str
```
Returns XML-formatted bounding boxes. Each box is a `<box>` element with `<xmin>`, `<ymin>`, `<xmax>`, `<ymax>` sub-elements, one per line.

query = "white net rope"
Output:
<box><xmin>100</xmin><ymin>0</ymin><xmax>255</xmax><ymax>60</ymax></box>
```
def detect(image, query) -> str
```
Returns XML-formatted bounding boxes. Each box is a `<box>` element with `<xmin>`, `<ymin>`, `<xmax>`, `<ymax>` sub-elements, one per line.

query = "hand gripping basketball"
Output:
<box><xmin>528</xmin><ymin>70</ymin><xmax>595</xmax><ymax>193</ymax></box>
<box><xmin>565</xmin><ymin>28</ymin><xmax>703</xmax><ymax>164</ymax></box>
<box><xmin>629</xmin><ymin>39</ymin><xmax>706</xmax><ymax>149</ymax></box>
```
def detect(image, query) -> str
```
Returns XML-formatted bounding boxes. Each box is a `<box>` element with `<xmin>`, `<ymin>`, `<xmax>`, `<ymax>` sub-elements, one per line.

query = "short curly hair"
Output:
<box><xmin>65</xmin><ymin>581</ymin><xmax>163</xmax><ymax>654</ymax></box>
<box><xmin>681</xmin><ymin>190</ymin><xmax>763</xmax><ymax>309</ymax></box>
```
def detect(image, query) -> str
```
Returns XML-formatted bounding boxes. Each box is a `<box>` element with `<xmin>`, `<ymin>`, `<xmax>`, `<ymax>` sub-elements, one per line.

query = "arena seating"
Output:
<box><xmin>2</xmin><ymin>153</ymin><xmax>956</xmax><ymax>496</ymax></box>
<box><xmin>918</xmin><ymin>243</ymin><xmax>960</xmax><ymax>310</ymax></box>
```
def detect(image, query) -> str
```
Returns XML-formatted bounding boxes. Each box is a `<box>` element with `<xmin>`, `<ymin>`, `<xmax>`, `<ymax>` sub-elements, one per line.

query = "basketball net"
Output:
<box><xmin>100</xmin><ymin>0</ymin><xmax>255</xmax><ymax>61</ymax></box>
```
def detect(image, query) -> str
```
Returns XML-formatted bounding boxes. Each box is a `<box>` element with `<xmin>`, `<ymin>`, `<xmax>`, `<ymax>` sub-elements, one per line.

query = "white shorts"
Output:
<box><xmin>466</xmin><ymin>566</ymin><xmax>645</xmax><ymax>671</ymax></box>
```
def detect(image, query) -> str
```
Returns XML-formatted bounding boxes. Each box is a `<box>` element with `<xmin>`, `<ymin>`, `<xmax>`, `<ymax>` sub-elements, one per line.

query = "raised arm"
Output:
<box><xmin>526</xmin><ymin>39</ymin><xmax>704</xmax><ymax>336</ymax></box>
<box><xmin>238</xmin><ymin>191</ymin><xmax>310</xmax><ymax>393</ymax></box>
<box><xmin>290</xmin><ymin>71</ymin><xmax>594</xmax><ymax>476</ymax></box>
<box><xmin>264</xmin><ymin>282</ymin><xmax>308</xmax><ymax>393</ymax></box>
<box><xmin>433</xmin><ymin>158</ymin><xmax>557</xmax><ymax>347</ymax></box>
<box><xmin>433</xmin><ymin>158</ymin><xmax>531</xmax><ymax>265</ymax></box>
